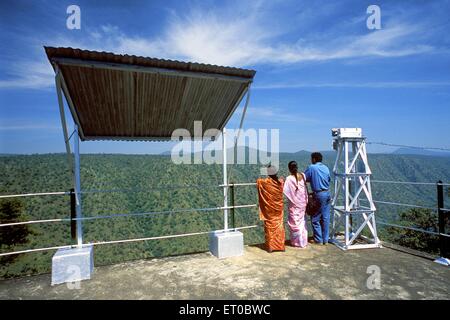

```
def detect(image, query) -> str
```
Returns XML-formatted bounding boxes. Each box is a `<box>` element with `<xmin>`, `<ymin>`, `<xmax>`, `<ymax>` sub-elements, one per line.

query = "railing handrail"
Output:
<box><xmin>371</xmin><ymin>180</ymin><xmax>450</xmax><ymax>186</ymax></box>
<box><xmin>0</xmin><ymin>191</ymin><xmax>71</xmax><ymax>199</ymax></box>
<box><xmin>377</xmin><ymin>220</ymin><xmax>450</xmax><ymax>238</ymax></box>
<box><xmin>0</xmin><ymin>182</ymin><xmax>258</xmax><ymax>199</ymax></box>
<box><xmin>0</xmin><ymin>180</ymin><xmax>260</xmax><ymax>257</ymax></box>
<box><xmin>0</xmin><ymin>204</ymin><xmax>257</xmax><ymax>227</ymax></box>
<box><xmin>1</xmin><ymin>179</ymin><xmax>448</xmax><ymax>258</ymax></box>
<box><xmin>2</xmin><ymin>179</ymin><xmax>449</xmax><ymax>199</ymax></box>
<box><xmin>0</xmin><ymin>225</ymin><xmax>259</xmax><ymax>257</ymax></box>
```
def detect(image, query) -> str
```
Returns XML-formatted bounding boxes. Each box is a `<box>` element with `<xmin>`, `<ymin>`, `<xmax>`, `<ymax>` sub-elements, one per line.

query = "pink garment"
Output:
<box><xmin>283</xmin><ymin>174</ymin><xmax>308</xmax><ymax>248</ymax></box>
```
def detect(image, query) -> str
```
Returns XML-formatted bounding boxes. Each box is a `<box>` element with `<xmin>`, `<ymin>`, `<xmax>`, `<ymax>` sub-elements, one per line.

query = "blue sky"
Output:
<box><xmin>0</xmin><ymin>0</ymin><xmax>449</xmax><ymax>154</ymax></box>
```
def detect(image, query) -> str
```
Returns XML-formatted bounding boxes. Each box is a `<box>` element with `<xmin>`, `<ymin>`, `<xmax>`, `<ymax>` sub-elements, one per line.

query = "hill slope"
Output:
<box><xmin>0</xmin><ymin>152</ymin><xmax>449</xmax><ymax>278</ymax></box>
<box><xmin>393</xmin><ymin>147</ymin><xmax>450</xmax><ymax>157</ymax></box>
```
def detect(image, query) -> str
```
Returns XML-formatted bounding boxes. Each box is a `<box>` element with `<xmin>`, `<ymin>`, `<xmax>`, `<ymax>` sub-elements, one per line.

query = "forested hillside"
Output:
<box><xmin>1</xmin><ymin>152</ymin><xmax>449</xmax><ymax>278</ymax></box>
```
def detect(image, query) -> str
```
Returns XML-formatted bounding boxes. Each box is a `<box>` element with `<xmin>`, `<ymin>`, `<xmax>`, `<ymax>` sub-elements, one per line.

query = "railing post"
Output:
<box><xmin>230</xmin><ymin>183</ymin><xmax>235</xmax><ymax>230</ymax></box>
<box><xmin>222</xmin><ymin>128</ymin><xmax>228</xmax><ymax>231</ymax></box>
<box><xmin>74</xmin><ymin>124</ymin><xmax>83</xmax><ymax>247</ymax></box>
<box><xmin>70</xmin><ymin>188</ymin><xmax>76</xmax><ymax>242</ymax></box>
<box><xmin>437</xmin><ymin>180</ymin><xmax>448</xmax><ymax>259</ymax></box>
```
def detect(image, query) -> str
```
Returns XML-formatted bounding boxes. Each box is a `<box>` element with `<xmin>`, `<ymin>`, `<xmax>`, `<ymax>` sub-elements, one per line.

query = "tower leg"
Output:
<box><xmin>331</xmin><ymin>132</ymin><xmax>381</xmax><ymax>250</ymax></box>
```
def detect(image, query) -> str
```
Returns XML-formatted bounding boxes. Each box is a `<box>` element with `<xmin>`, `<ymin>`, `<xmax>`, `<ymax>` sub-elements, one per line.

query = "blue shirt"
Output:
<box><xmin>304</xmin><ymin>162</ymin><xmax>331</xmax><ymax>192</ymax></box>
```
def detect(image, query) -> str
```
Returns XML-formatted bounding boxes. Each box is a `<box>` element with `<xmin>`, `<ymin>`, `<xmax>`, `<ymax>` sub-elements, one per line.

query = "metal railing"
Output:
<box><xmin>0</xmin><ymin>183</ymin><xmax>259</xmax><ymax>257</ymax></box>
<box><xmin>0</xmin><ymin>179</ymin><xmax>448</xmax><ymax>259</ymax></box>
<box><xmin>0</xmin><ymin>191</ymin><xmax>71</xmax><ymax>199</ymax></box>
<box><xmin>372</xmin><ymin>180</ymin><xmax>450</xmax><ymax>187</ymax></box>
<box><xmin>362</xmin><ymin>179</ymin><xmax>450</xmax><ymax>258</ymax></box>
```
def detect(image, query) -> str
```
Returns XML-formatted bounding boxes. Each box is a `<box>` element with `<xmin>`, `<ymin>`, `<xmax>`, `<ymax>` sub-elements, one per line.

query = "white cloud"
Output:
<box><xmin>0</xmin><ymin>3</ymin><xmax>442</xmax><ymax>90</ymax></box>
<box><xmin>92</xmin><ymin>12</ymin><xmax>434</xmax><ymax>66</ymax></box>
<box><xmin>235</xmin><ymin>106</ymin><xmax>322</xmax><ymax>124</ymax></box>
<box><xmin>0</xmin><ymin>60</ymin><xmax>54</xmax><ymax>89</ymax></box>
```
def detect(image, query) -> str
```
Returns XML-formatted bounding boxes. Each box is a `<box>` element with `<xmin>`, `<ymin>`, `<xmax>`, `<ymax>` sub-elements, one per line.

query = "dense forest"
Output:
<box><xmin>1</xmin><ymin>151</ymin><xmax>449</xmax><ymax>278</ymax></box>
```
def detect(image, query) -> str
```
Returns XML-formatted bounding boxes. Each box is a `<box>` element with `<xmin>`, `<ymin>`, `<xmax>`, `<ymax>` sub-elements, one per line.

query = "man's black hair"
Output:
<box><xmin>311</xmin><ymin>152</ymin><xmax>323</xmax><ymax>163</ymax></box>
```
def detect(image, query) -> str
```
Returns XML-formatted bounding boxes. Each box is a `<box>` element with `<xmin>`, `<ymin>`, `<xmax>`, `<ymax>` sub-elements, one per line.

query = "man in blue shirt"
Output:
<box><xmin>304</xmin><ymin>152</ymin><xmax>331</xmax><ymax>245</ymax></box>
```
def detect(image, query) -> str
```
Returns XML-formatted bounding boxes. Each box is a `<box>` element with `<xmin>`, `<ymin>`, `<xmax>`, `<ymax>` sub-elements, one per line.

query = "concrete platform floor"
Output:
<box><xmin>0</xmin><ymin>244</ymin><xmax>449</xmax><ymax>300</ymax></box>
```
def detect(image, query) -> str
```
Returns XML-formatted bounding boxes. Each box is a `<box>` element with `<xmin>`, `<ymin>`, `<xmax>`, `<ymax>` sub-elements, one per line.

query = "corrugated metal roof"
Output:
<box><xmin>45</xmin><ymin>47</ymin><xmax>255</xmax><ymax>141</ymax></box>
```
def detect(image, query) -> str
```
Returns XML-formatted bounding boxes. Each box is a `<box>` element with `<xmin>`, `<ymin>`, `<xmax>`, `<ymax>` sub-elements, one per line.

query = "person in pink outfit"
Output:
<box><xmin>283</xmin><ymin>161</ymin><xmax>309</xmax><ymax>248</ymax></box>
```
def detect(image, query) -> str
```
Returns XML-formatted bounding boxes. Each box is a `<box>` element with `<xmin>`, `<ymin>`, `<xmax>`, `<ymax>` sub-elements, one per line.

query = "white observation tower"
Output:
<box><xmin>330</xmin><ymin>128</ymin><xmax>381</xmax><ymax>250</ymax></box>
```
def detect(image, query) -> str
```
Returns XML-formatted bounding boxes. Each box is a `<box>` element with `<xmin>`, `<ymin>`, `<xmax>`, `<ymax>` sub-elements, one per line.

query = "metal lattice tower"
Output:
<box><xmin>330</xmin><ymin>128</ymin><xmax>381</xmax><ymax>250</ymax></box>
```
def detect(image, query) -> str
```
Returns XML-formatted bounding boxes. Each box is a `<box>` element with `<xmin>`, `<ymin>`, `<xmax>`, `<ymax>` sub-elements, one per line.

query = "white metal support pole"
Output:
<box><xmin>74</xmin><ymin>124</ymin><xmax>83</xmax><ymax>247</ymax></box>
<box><xmin>209</xmin><ymin>126</ymin><xmax>243</xmax><ymax>259</ymax></box>
<box><xmin>223</xmin><ymin>128</ymin><xmax>228</xmax><ymax>231</ymax></box>
<box><xmin>55</xmin><ymin>70</ymin><xmax>74</xmax><ymax>186</ymax></box>
<box><xmin>51</xmin><ymin>70</ymin><xmax>93</xmax><ymax>286</ymax></box>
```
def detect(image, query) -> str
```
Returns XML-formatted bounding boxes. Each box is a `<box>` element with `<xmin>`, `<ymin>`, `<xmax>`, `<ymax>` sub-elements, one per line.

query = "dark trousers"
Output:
<box><xmin>311</xmin><ymin>191</ymin><xmax>331</xmax><ymax>244</ymax></box>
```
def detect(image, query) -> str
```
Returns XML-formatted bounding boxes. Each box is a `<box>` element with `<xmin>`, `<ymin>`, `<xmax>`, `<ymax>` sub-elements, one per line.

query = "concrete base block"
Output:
<box><xmin>51</xmin><ymin>245</ymin><xmax>94</xmax><ymax>285</ymax></box>
<box><xmin>434</xmin><ymin>257</ymin><xmax>450</xmax><ymax>266</ymax></box>
<box><xmin>209</xmin><ymin>230</ymin><xmax>244</xmax><ymax>259</ymax></box>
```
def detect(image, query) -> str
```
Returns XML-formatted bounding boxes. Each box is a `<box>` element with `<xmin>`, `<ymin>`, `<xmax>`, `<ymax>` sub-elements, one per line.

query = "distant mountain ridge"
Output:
<box><xmin>392</xmin><ymin>148</ymin><xmax>450</xmax><ymax>157</ymax></box>
<box><xmin>161</xmin><ymin>147</ymin><xmax>333</xmax><ymax>156</ymax></box>
<box><xmin>161</xmin><ymin>146</ymin><xmax>450</xmax><ymax>159</ymax></box>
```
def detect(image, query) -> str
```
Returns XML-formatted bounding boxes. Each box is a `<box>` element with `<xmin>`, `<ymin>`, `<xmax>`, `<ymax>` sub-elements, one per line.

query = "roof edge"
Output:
<box><xmin>45</xmin><ymin>46</ymin><xmax>256</xmax><ymax>79</ymax></box>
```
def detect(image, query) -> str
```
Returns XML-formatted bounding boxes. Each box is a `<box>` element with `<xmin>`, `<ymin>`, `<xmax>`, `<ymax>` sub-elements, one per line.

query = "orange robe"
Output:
<box><xmin>257</xmin><ymin>177</ymin><xmax>285</xmax><ymax>252</ymax></box>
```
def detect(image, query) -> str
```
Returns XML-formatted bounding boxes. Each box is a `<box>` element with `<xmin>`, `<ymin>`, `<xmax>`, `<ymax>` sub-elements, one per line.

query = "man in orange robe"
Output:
<box><xmin>256</xmin><ymin>166</ymin><xmax>285</xmax><ymax>252</ymax></box>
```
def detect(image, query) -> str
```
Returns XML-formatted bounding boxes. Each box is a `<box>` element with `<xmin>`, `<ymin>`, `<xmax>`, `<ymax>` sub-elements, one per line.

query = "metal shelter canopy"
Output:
<box><xmin>45</xmin><ymin>46</ymin><xmax>255</xmax><ymax>141</ymax></box>
<box><xmin>47</xmin><ymin>46</ymin><xmax>254</xmax><ymax>250</ymax></box>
